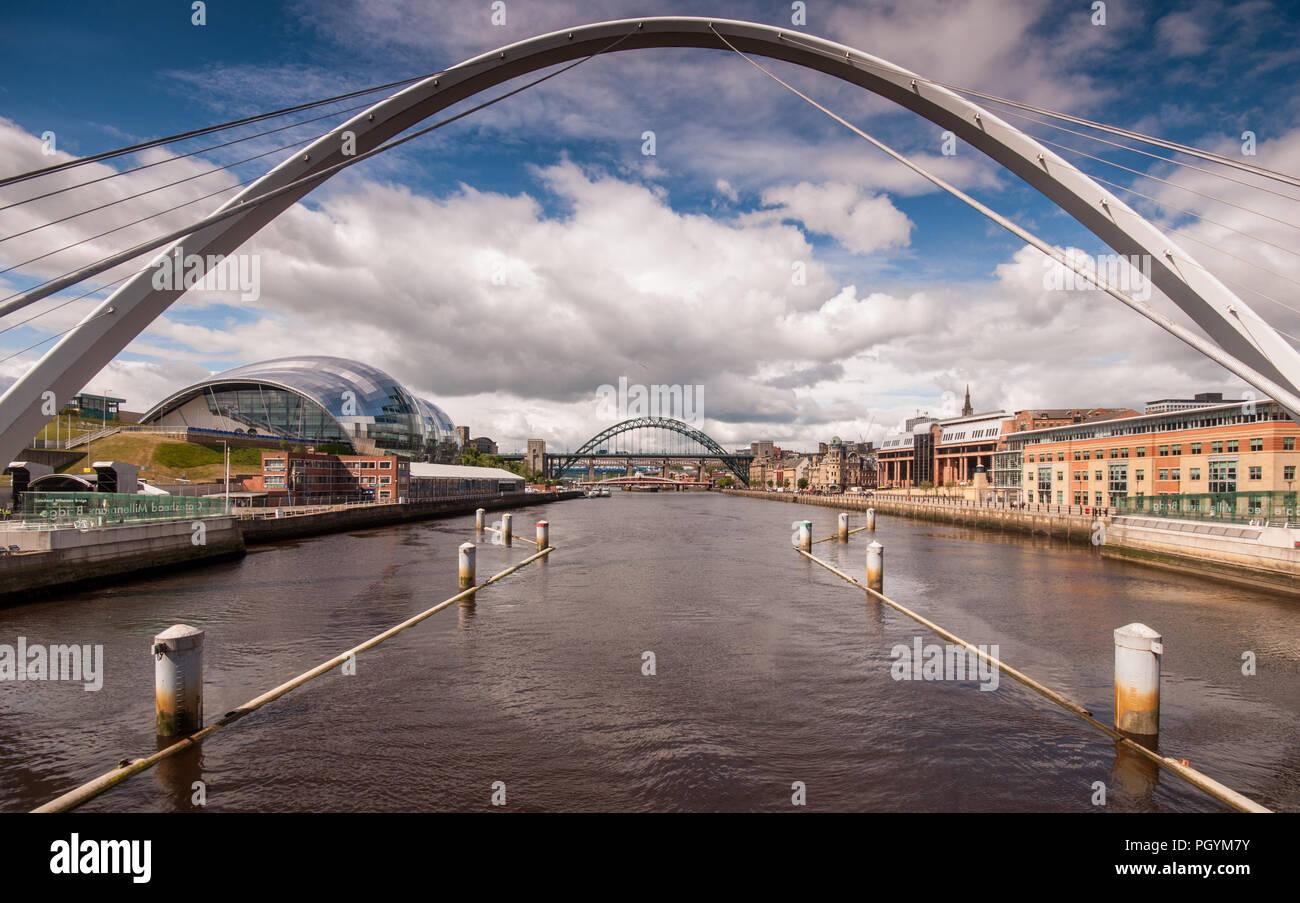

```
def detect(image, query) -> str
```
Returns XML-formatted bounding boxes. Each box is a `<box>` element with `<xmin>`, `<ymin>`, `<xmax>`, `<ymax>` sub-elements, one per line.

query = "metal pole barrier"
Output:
<box><xmin>1114</xmin><ymin>623</ymin><xmax>1162</xmax><ymax>739</ymax></box>
<box><xmin>458</xmin><ymin>542</ymin><xmax>476</xmax><ymax>590</ymax></box>
<box><xmin>153</xmin><ymin>625</ymin><xmax>203</xmax><ymax>738</ymax></box>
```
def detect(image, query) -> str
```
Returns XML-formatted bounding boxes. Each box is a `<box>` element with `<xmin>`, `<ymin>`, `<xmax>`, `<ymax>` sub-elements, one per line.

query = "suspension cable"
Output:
<box><xmin>710</xmin><ymin>25</ymin><xmax>1300</xmax><ymax>417</ymax></box>
<box><xmin>0</xmin><ymin>95</ymin><xmax>383</xmax><ymax>214</ymax></box>
<box><xmin>773</xmin><ymin>31</ymin><xmax>1300</xmax><ymax>190</ymax></box>
<box><xmin>1039</xmin><ymin>136</ymin><xmax>1300</xmax><ymax>234</ymax></box>
<box><xmin>0</xmin><ymin>101</ymin><xmax>376</xmax><ymax>243</ymax></box>
<box><xmin>0</xmin><ymin>28</ymin><xmax>639</xmax><ymax>322</ymax></box>
<box><xmin>0</xmin><ymin>73</ymin><xmax>436</xmax><ymax>189</ymax></box>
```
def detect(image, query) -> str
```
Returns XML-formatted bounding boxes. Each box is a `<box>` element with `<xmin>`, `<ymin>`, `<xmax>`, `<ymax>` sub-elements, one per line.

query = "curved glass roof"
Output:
<box><xmin>141</xmin><ymin>356</ymin><xmax>459</xmax><ymax>457</ymax></box>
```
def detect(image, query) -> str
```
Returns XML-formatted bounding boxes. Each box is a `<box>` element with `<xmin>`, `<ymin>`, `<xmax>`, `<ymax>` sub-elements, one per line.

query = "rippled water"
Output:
<box><xmin>1</xmin><ymin>491</ymin><xmax>1297</xmax><ymax>812</ymax></box>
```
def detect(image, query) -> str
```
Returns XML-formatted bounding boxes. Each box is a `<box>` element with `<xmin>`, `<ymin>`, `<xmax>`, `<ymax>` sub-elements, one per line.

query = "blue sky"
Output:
<box><xmin>3</xmin><ymin>0</ymin><xmax>1300</xmax><ymax>450</ymax></box>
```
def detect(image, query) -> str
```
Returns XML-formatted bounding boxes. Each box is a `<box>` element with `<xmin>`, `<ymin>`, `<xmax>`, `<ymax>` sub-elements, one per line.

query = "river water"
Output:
<box><xmin>1</xmin><ymin>491</ymin><xmax>1297</xmax><ymax>812</ymax></box>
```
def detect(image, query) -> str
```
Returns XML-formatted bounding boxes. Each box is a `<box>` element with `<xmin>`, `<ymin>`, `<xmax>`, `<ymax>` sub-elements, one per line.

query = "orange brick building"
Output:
<box><xmin>1008</xmin><ymin>399</ymin><xmax>1300</xmax><ymax>511</ymax></box>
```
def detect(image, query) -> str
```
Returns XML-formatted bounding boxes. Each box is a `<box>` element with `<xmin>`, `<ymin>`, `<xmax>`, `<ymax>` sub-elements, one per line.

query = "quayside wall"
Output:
<box><xmin>723</xmin><ymin>489</ymin><xmax>1300</xmax><ymax>598</ymax></box>
<box><xmin>238</xmin><ymin>490</ymin><xmax>579</xmax><ymax>544</ymax></box>
<box><xmin>0</xmin><ymin>517</ymin><xmax>245</xmax><ymax>603</ymax></box>
<box><xmin>0</xmin><ymin>490</ymin><xmax>581</xmax><ymax>604</ymax></box>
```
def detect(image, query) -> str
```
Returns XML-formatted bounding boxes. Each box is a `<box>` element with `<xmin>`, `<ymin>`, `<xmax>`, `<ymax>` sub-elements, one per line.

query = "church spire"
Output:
<box><xmin>962</xmin><ymin>384</ymin><xmax>973</xmax><ymax>417</ymax></box>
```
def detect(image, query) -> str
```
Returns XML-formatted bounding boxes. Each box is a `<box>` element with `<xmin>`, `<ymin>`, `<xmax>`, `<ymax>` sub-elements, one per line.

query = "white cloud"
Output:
<box><xmin>1155</xmin><ymin>10</ymin><xmax>1212</xmax><ymax>56</ymax></box>
<box><xmin>751</xmin><ymin>182</ymin><xmax>913</xmax><ymax>255</ymax></box>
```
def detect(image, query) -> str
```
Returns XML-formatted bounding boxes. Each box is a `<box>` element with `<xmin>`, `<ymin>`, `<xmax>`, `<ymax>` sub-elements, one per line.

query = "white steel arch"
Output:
<box><xmin>4</xmin><ymin>16</ymin><xmax>1299</xmax><ymax>465</ymax></box>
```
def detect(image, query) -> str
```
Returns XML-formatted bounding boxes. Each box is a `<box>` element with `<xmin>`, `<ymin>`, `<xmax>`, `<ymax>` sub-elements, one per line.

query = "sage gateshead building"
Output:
<box><xmin>139</xmin><ymin>356</ymin><xmax>460</xmax><ymax>460</ymax></box>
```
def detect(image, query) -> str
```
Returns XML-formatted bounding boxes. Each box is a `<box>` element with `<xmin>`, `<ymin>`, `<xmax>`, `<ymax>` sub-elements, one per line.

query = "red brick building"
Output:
<box><xmin>249</xmin><ymin>450</ymin><xmax>410</xmax><ymax>502</ymax></box>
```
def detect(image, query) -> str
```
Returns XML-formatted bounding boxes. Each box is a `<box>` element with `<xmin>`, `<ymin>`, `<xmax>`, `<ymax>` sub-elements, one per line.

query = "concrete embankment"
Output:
<box><xmin>238</xmin><ymin>491</ymin><xmax>580</xmax><ymax>544</ymax></box>
<box><xmin>0</xmin><ymin>491</ymin><xmax>581</xmax><ymax>604</ymax></box>
<box><xmin>723</xmin><ymin>489</ymin><xmax>1300</xmax><ymax>598</ymax></box>
<box><xmin>0</xmin><ymin>517</ymin><xmax>245</xmax><ymax>603</ymax></box>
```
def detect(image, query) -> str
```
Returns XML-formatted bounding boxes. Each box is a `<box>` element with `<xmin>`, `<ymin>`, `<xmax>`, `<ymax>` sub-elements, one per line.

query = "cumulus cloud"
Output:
<box><xmin>751</xmin><ymin>182</ymin><xmax>913</xmax><ymax>255</ymax></box>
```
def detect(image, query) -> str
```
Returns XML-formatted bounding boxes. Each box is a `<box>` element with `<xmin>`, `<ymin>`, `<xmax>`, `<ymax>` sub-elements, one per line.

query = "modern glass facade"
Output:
<box><xmin>141</xmin><ymin>356</ymin><xmax>459</xmax><ymax>460</ymax></box>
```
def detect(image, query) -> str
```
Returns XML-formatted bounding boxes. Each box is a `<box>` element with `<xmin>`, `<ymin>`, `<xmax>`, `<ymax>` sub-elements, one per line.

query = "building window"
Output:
<box><xmin>1190</xmin><ymin>442</ymin><xmax>1201</xmax><ymax>454</ymax></box>
<box><xmin>1250</xmin><ymin>438</ymin><xmax>1263</xmax><ymax>452</ymax></box>
<box><xmin>1212</xmin><ymin>441</ymin><xmax>1224</xmax><ymax>454</ymax></box>
<box><xmin>1058</xmin><ymin>452</ymin><xmax>1065</xmax><ymax>461</ymax></box>
<box><xmin>1073</xmin><ymin>492</ymin><xmax>1082</xmax><ymax>504</ymax></box>
<box><xmin>1073</xmin><ymin>451</ymin><xmax>1081</xmax><ymax>461</ymax></box>
<box><xmin>1136</xmin><ymin>447</ymin><xmax>1146</xmax><ymax>457</ymax></box>
<box><xmin>1286</xmin><ymin>466</ymin><xmax>1296</xmax><ymax>481</ymax></box>
<box><xmin>1208</xmin><ymin>460</ymin><xmax>1237</xmax><ymax>493</ymax></box>
<box><xmin>1027</xmin><ymin>455</ymin><xmax>1035</xmax><ymax>463</ymax></box>
<box><xmin>1095</xmin><ymin>492</ymin><xmax>1103</xmax><ymax>506</ymax></box>
<box><xmin>1227</xmin><ymin>440</ymin><xmax>1239</xmax><ymax>452</ymax></box>
<box><xmin>1136</xmin><ymin>469</ymin><xmax>1145</xmax><ymax>481</ymax></box>
<box><xmin>1250</xmin><ymin>466</ymin><xmax>1262</xmax><ymax>480</ymax></box>
<box><xmin>1109</xmin><ymin>448</ymin><xmax>1119</xmax><ymax>459</ymax></box>
<box><xmin>1158</xmin><ymin>468</ymin><xmax>1169</xmax><ymax>480</ymax></box>
<box><xmin>1038</xmin><ymin>468</ymin><xmax>1052</xmax><ymax>493</ymax></box>
<box><xmin>1108</xmin><ymin>465</ymin><xmax>1127</xmax><ymax>494</ymax></box>
<box><xmin>1120</xmin><ymin>448</ymin><xmax>1129</xmax><ymax>458</ymax></box>
<box><xmin>1189</xmin><ymin>468</ymin><xmax>1200</xmax><ymax>480</ymax></box>
<box><xmin>1158</xmin><ymin>445</ymin><xmax>1168</xmax><ymax>456</ymax></box>
<box><xmin>1171</xmin><ymin>468</ymin><xmax>1180</xmax><ymax>480</ymax></box>
<box><xmin>1171</xmin><ymin>444</ymin><xmax>1181</xmax><ymax>455</ymax></box>
<box><xmin>1285</xmin><ymin>437</ymin><xmax>1296</xmax><ymax>451</ymax></box>
<box><xmin>1094</xmin><ymin>470</ymin><xmax>1103</xmax><ymax>481</ymax></box>
<box><xmin>1057</xmin><ymin>471</ymin><xmax>1064</xmax><ymax>481</ymax></box>
<box><xmin>1083</xmin><ymin>450</ymin><xmax>1091</xmax><ymax>460</ymax></box>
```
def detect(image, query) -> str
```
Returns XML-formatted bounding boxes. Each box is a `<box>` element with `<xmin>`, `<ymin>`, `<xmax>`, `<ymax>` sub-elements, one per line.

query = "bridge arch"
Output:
<box><xmin>552</xmin><ymin>417</ymin><xmax>750</xmax><ymax>484</ymax></box>
<box><xmin>3</xmin><ymin>16</ymin><xmax>1299</xmax><ymax>464</ymax></box>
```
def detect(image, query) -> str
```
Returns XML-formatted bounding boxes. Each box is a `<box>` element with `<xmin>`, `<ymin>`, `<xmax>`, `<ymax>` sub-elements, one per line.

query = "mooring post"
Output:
<box><xmin>798</xmin><ymin>520</ymin><xmax>812</xmax><ymax>551</ymax></box>
<box><xmin>536</xmin><ymin>520</ymin><xmax>549</xmax><ymax>552</ymax></box>
<box><xmin>1114</xmin><ymin>623</ymin><xmax>1162</xmax><ymax>739</ymax></box>
<box><xmin>459</xmin><ymin>542</ymin><xmax>476</xmax><ymax>589</ymax></box>
<box><xmin>866</xmin><ymin>507</ymin><xmax>876</xmax><ymax>531</ymax></box>
<box><xmin>501</xmin><ymin>513</ymin><xmax>512</xmax><ymax>546</ymax></box>
<box><xmin>475</xmin><ymin>508</ymin><xmax>485</xmax><ymax>534</ymax></box>
<box><xmin>866</xmin><ymin>541</ymin><xmax>884</xmax><ymax>593</ymax></box>
<box><xmin>153</xmin><ymin>624</ymin><xmax>204</xmax><ymax>737</ymax></box>
<box><xmin>838</xmin><ymin>512</ymin><xmax>849</xmax><ymax>542</ymax></box>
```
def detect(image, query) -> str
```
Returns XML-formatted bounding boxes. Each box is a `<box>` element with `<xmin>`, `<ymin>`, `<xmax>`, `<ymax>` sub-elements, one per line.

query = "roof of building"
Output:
<box><xmin>1008</xmin><ymin>398</ymin><xmax>1281</xmax><ymax>443</ymax></box>
<box><xmin>409</xmin><ymin>463</ymin><xmax>524</xmax><ymax>481</ymax></box>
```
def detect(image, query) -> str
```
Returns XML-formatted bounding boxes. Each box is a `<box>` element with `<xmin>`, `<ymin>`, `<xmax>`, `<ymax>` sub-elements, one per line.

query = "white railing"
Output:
<box><xmin>30</xmin><ymin>424</ymin><xmax>196</xmax><ymax>450</ymax></box>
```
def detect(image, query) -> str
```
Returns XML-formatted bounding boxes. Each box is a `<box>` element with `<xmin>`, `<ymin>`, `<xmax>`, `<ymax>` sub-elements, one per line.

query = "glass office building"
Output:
<box><xmin>140</xmin><ymin>356</ymin><xmax>459</xmax><ymax>459</ymax></box>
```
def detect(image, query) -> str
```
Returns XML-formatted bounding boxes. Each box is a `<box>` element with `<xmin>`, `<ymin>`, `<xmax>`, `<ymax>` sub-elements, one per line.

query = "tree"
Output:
<box><xmin>797</xmin><ymin>478</ymin><xmax>808</xmax><ymax>490</ymax></box>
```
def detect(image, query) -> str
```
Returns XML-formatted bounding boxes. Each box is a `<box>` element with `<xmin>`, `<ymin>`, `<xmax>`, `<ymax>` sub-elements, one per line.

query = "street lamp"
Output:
<box><xmin>219</xmin><ymin>439</ymin><xmax>230</xmax><ymax>514</ymax></box>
